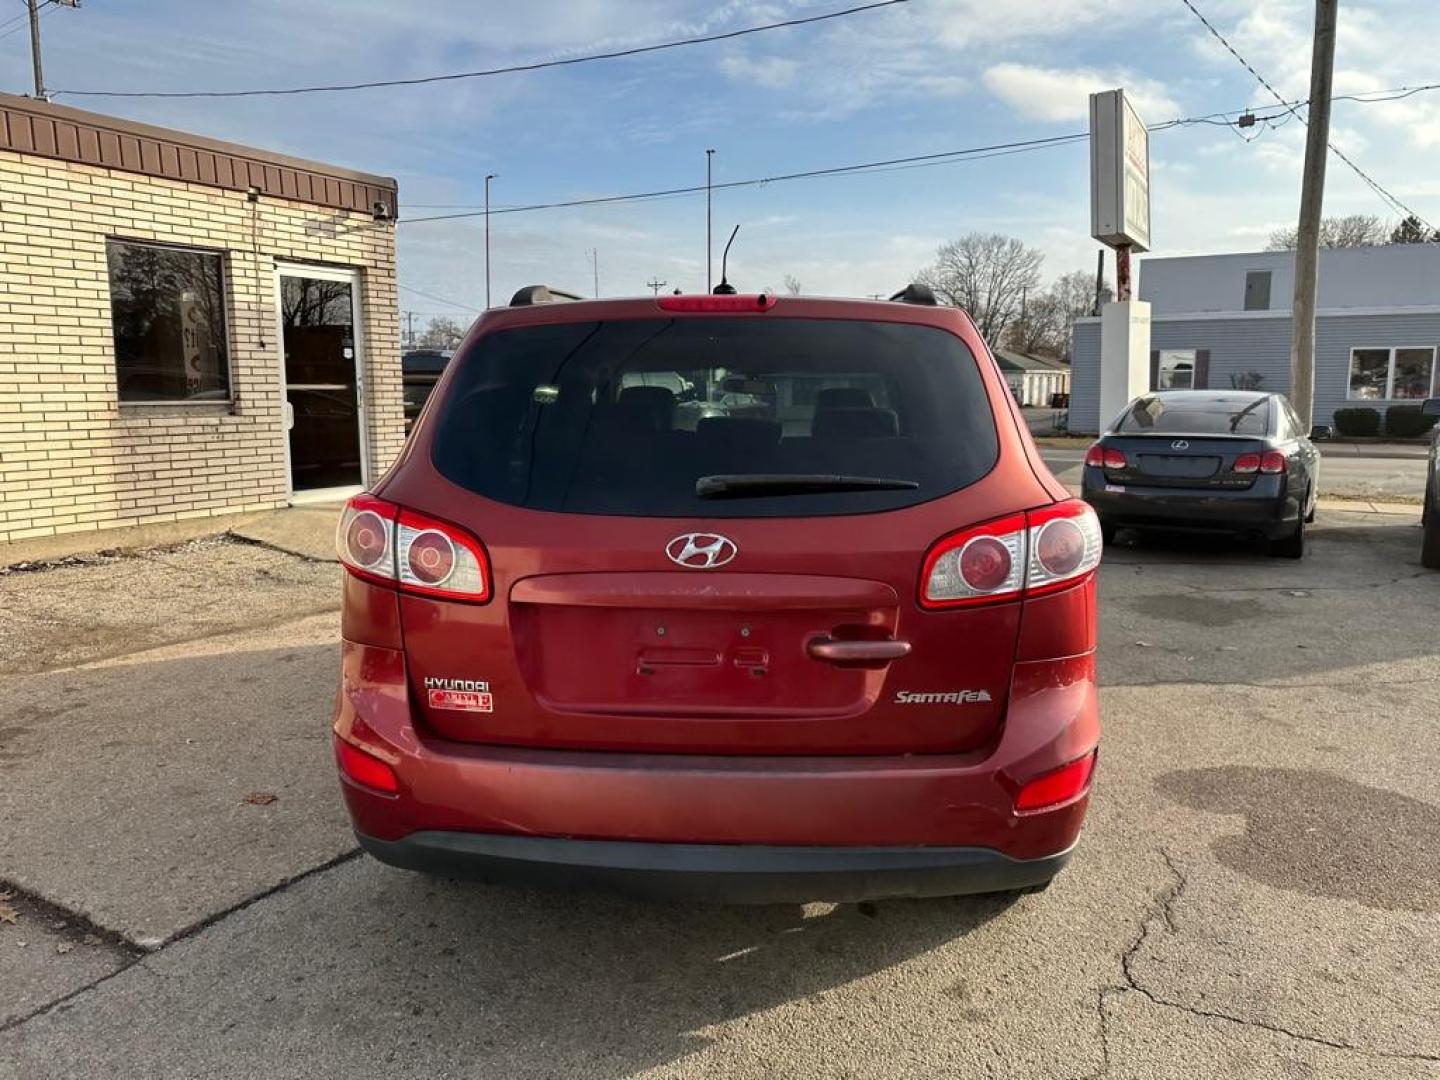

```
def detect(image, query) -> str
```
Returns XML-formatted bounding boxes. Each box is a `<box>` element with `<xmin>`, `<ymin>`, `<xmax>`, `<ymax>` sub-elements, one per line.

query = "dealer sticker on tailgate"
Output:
<box><xmin>424</xmin><ymin>677</ymin><xmax>494</xmax><ymax>713</ymax></box>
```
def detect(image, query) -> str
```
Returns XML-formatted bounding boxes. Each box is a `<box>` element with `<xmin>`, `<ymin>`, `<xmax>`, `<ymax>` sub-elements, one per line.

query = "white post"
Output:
<box><xmin>1097</xmin><ymin>300</ymin><xmax>1151</xmax><ymax>432</ymax></box>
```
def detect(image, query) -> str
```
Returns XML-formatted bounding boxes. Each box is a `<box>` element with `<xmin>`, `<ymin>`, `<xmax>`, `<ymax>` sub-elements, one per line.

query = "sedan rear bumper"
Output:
<box><xmin>1082</xmin><ymin>472</ymin><xmax>1298</xmax><ymax>538</ymax></box>
<box><xmin>356</xmin><ymin>830</ymin><xmax>1074</xmax><ymax>904</ymax></box>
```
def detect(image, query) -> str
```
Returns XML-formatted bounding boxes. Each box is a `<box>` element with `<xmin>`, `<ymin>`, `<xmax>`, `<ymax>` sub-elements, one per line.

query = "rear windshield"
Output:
<box><xmin>1116</xmin><ymin>395</ymin><xmax>1270</xmax><ymax>437</ymax></box>
<box><xmin>430</xmin><ymin>317</ymin><xmax>998</xmax><ymax>517</ymax></box>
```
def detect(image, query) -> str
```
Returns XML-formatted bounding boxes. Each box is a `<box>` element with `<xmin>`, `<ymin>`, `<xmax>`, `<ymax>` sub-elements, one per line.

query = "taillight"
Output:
<box><xmin>335</xmin><ymin>737</ymin><xmax>399</xmax><ymax>795</ymax></box>
<box><xmin>1015</xmin><ymin>752</ymin><xmax>1096</xmax><ymax>813</ymax></box>
<box><xmin>335</xmin><ymin>495</ymin><xmax>491</xmax><ymax>603</ymax></box>
<box><xmin>1232</xmin><ymin>453</ymin><xmax>1260</xmax><ymax>474</ymax></box>
<box><xmin>656</xmin><ymin>294</ymin><xmax>777</xmax><ymax>312</ymax></box>
<box><xmin>921</xmin><ymin>500</ymin><xmax>1103</xmax><ymax>608</ymax></box>
<box><xmin>1102</xmin><ymin>448</ymin><xmax>1127</xmax><ymax>470</ymax></box>
<box><xmin>1084</xmin><ymin>444</ymin><xmax>1105</xmax><ymax>468</ymax></box>
<box><xmin>1260</xmin><ymin>450</ymin><xmax>1287</xmax><ymax>474</ymax></box>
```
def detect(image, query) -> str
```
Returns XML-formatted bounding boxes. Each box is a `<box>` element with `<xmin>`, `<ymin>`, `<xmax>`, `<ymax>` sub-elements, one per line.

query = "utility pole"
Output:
<box><xmin>591</xmin><ymin>249</ymin><xmax>600</xmax><ymax>298</ymax></box>
<box><xmin>25</xmin><ymin>0</ymin><xmax>78</xmax><ymax>100</ymax></box>
<box><xmin>646</xmin><ymin>277</ymin><xmax>666</xmax><ymax>296</ymax></box>
<box><xmin>484</xmin><ymin>173</ymin><xmax>496</xmax><ymax>309</ymax></box>
<box><xmin>1288</xmin><ymin>0</ymin><xmax>1336</xmax><ymax>430</ymax></box>
<box><xmin>705</xmin><ymin>149</ymin><xmax>715</xmax><ymax>293</ymax></box>
<box><xmin>404</xmin><ymin>311</ymin><xmax>415</xmax><ymax>349</ymax></box>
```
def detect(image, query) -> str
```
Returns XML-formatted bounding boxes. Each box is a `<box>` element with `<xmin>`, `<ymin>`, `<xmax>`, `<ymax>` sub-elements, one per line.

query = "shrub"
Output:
<box><xmin>1383</xmin><ymin>404</ymin><xmax>1439</xmax><ymax>439</ymax></box>
<box><xmin>1332</xmin><ymin>407</ymin><xmax>1381</xmax><ymax>437</ymax></box>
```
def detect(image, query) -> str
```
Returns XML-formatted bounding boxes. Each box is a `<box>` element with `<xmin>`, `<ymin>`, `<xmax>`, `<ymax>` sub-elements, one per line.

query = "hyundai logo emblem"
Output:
<box><xmin>1171</xmin><ymin>439</ymin><xmax>1190</xmax><ymax>450</ymax></box>
<box><xmin>665</xmin><ymin>533</ymin><xmax>738</xmax><ymax>569</ymax></box>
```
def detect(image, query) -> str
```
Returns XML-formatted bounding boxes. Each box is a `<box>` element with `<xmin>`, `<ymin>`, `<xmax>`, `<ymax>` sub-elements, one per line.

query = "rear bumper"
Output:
<box><xmin>1082</xmin><ymin>471</ymin><xmax>1297</xmax><ymax>537</ymax></box>
<box><xmin>356</xmin><ymin>830</ymin><xmax>1074</xmax><ymax>904</ymax></box>
<box><xmin>333</xmin><ymin>641</ymin><xmax>1099</xmax><ymax>897</ymax></box>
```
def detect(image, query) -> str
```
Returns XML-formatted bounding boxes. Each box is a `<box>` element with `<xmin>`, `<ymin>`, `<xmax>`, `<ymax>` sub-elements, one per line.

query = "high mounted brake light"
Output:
<box><xmin>920</xmin><ymin>499</ymin><xmax>1103</xmax><ymax>609</ymax></box>
<box><xmin>336</xmin><ymin>495</ymin><xmax>491</xmax><ymax>603</ymax></box>
<box><xmin>656</xmin><ymin>294</ymin><xmax>777</xmax><ymax>313</ymax></box>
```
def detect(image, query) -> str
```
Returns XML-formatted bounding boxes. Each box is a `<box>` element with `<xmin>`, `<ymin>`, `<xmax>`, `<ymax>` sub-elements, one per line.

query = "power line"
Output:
<box><xmin>0</xmin><ymin>0</ymin><xmax>55</xmax><ymax>42</ymax></box>
<box><xmin>398</xmin><ymin>133</ymin><xmax>1092</xmax><ymax>225</ymax></box>
<box><xmin>1175</xmin><ymin>0</ymin><xmax>1434</xmax><ymax>232</ymax></box>
<box><xmin>52</xmin><ymin>0</ymin><xmax>907</xmax><ymax>99</ymax></box>
<box><xmin>398</xmin><ymin>283</ymin><xmax>479</xmax><ymax>313</ymax></box>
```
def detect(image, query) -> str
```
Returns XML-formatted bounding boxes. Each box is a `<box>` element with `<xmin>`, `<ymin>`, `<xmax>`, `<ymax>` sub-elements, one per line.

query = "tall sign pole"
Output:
<box><xmin>1289</xmin><ymin>0</ymin><xmax>1337</xmax><ymax>430</ymax></box>
<box><xmin>1089</xmin><ymin>88</ymin><xmax>1153</xmax><ymax>433</ymax></box>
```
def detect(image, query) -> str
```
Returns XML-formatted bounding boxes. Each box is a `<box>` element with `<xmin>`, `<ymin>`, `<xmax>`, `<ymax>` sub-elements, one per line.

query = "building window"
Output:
<box><xmin>1243</xmin><ymin>270</ymin><xmax>1271</xmax><ymax>311</ymax></box>
<box><xmin>106</xmin><ymin>239</ymin><xmax>231</xmax><ymax>402</ymax></box>
<box><xmin>1157</xmin><ymin>349</ymin><xmax>1195</xmax><ymax>389</ymax></box>
<box><xmin>1347</xmin><ymin>346</ymin><xmax>1436</xmax><ymax>401</ymax></box>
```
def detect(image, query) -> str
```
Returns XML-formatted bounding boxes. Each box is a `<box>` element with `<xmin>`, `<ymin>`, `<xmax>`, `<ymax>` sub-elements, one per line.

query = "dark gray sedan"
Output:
<box><xmin>1081</xmin><ymin>391</ymin><xmax>1321</xmax><ymax>558</ymax></box>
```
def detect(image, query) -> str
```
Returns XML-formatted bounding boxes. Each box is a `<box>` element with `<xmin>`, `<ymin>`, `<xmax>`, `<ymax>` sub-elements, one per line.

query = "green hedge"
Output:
<box><xmin>1333</xmin><ymin>407</ymin><xmax>1381</xmax><ymax>437</ymax></box>
<box><xmin>1384</xmin><ymin>404</ymin><xmax>1439</xmax><ymax>438</ymax></box>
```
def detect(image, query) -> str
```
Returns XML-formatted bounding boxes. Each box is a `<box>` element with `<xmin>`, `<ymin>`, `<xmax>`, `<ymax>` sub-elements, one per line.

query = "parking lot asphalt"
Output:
<box><xmin>1</xmin><ymin>512</ymin><xmax>1437</xmax><ymax>1079</ymax></box>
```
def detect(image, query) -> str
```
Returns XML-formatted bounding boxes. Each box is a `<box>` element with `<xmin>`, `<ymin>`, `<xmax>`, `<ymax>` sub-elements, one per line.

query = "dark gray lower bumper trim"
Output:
<box><xmin>356</xmin><ymin>830</ymin><xmax>1075</xmax><ymax>904</ymax></box>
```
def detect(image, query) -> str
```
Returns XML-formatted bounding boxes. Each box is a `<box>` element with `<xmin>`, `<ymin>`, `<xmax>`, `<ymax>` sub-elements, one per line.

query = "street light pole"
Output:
<box><xmin>484</xmin><ymin>173</ymin><xmax>496</xmax><ymax>309</ymax></box>
<box><xmin>1289</xmin><ymin>0</ymin><xmax>1337</xmax><ymax>430</ymax></box>
<box><xmin>705</xmin><ymin>149</ymin><xmax>715</xmax><ymax>293</ymax></box>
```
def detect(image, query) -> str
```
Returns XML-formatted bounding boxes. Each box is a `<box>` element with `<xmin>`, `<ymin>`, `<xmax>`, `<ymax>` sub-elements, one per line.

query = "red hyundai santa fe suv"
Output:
<box><xmin>331</xmin><ymin>286</ymin><xmax>1101</xmax><ymax>902</ymax></box>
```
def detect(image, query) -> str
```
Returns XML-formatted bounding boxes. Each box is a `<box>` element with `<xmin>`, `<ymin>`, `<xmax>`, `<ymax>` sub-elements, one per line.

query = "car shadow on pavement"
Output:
<box><xmin>333</xmin><ymin>865</ymin><xmax>1019</xmax><ymax>1077</ymax></box>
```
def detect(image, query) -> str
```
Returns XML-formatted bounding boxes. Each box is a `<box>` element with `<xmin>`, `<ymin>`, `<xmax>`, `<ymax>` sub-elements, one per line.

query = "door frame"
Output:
<box><xmin>273</xmin><ymin>262</ymin><xmax>369</xmax><ymax>504</ymax></box>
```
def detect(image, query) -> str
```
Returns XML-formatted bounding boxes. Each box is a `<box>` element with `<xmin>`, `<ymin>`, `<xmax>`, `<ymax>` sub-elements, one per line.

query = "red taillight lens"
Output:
<box><xmin>1015</xmin><ymin>752</ymin><xmax>1096</xmax><ymax>813</ymax></box>
<box><xmin>335</xmin><ymin>737</ymin><xmax>399</xmax><ymax>795</ymax></box>
<box><xmin>921</xmin><ymin>500</ymin><xmax>1103</xmax><ymax>608</ymax></box>
<box><xmin>1102</xmin><ymin>449</ymin><xmax>1127</xmax><ymax>470</ymax></box>
<box><xmin>1084</xmin><ymin>444</ymin><xmax>1105</xmax><ymax>468</ymax></box>
<box><xmin>335</xmin><ymin>496</ymin><xmax>491</xmax><ymax>603</ymax></box>
<box><xmin>1260</xmin><ymin>450</ymin><xmax>1287</xmax><ymax>474</ymax></box>
<box><xmin>1232</xmin><ymin>453</ymin><xmax>1261</xmax><ymax>474</ymax></box>
<box><xmin>657</xmin><ymin>294</ymin><xmax>777</xmax><ymax>312</ymax></box>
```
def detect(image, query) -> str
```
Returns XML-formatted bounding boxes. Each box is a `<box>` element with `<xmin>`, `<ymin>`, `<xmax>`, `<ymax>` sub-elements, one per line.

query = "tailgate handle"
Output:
<box><xmin>806</xmin><ymin>637</ymin><xmax>911</xmax><ymax>666</ymax></box>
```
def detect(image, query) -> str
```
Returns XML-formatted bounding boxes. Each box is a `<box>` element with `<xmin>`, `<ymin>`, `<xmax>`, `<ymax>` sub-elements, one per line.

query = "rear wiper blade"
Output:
<box><xmin>695</xmin><ymin>474</ymin><xmax>920</xmax><ymax>499</ymax></box>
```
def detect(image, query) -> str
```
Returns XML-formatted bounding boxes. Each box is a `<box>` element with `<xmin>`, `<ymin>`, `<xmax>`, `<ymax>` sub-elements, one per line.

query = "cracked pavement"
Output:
<box><xmin>1</xmin><ymin>511</ymin><xmax>1437</xmax><ymax>1078</ymax></box>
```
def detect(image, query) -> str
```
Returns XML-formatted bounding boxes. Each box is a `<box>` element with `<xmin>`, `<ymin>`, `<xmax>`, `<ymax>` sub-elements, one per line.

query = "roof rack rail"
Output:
<box><xmin>509</xmin><ymin>284</ymin><xmax>584</xmax><ymax>307</ymax></box>
<box><xmin>888</xmin><ymin>283</ymin><xmax>937</xmax><ymax>306</ymax></box>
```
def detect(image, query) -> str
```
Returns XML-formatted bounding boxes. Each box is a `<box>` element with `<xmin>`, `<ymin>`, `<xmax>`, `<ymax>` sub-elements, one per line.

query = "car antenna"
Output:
<box><xmin>712</xmin><ymin>225</ymin><xmax>740</xmax><ymax>295</ymax></box>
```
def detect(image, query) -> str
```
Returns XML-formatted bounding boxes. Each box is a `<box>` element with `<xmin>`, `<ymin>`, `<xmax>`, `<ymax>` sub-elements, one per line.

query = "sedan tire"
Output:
<box><xmin>1270</xmin><ymin>517</ymin><xmax>1305</xmax><ymax>559</ymax></box>
<box><xmin>1423</xmin><ymin>515</ymin><xmax>1440</xmax><ymax>570</ymax></box>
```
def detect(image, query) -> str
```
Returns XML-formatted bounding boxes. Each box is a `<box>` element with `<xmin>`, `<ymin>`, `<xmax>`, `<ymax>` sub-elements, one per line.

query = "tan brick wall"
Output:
<box><xmin>0</xmin><ymin>149</ymin><xmax>401</xmax><ymax>544</ymax></box>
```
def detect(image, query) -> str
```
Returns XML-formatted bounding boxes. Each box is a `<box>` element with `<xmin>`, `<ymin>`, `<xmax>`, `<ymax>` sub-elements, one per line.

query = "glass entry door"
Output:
<box><xmin>279</xmin><ymin>269</ymin><xmax>365</xmax><ymax>493</ymax></box>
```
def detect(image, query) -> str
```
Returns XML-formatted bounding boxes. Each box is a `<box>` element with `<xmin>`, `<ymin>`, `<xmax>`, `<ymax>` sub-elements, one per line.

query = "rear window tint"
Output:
<box><xmin>1117</xmin><ymin>395</ymin><xmax>1270</xmax><ymax>436</ymax></box>
<box><xmin>430</xmin><ymin>317</ymin><xmax>998</xmax><ymax>517</ymax></box>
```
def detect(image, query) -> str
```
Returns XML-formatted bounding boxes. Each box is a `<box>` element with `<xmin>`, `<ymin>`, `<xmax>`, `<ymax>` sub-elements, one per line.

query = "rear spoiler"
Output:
<box><xmin>510</xmin><ymin>284</ymin><xmax>584</xmax><ymax>306</ymax></box>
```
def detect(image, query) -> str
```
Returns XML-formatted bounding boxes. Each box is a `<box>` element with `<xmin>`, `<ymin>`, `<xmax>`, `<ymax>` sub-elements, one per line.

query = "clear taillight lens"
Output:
<box><xmin>921</xmin><ymin>500</ymin><xmax>1103</xmax><ymax>609</ymax></box>
<box><xmin>335</xmin><ymin>495</ymin><xmax>491</xmax><ymax>603</ymax></box>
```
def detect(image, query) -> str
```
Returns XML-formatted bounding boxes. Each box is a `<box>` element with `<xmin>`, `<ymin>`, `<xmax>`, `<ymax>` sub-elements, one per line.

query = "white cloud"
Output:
<box><xmin>719</xmin><ymin>54</ymin><xmax>799</xmax><ymax>90</ymax></box>
<box><xmin>982</xmin><ymin>64</ymin><xmax>1182</xmax><ymax>123</ymax></box>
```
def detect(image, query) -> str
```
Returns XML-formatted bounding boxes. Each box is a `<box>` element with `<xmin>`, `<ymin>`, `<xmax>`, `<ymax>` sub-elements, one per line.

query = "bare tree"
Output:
<box><xmin>1002</xmin><ymin>269</ymin><xmax>1110</xmax><ymax>360</ymax></box>
<box><xmin>417</xmin><ymin>316</ymin><xmax>466</xmax><ymax>351</ymax></box>
<box><xmin>1266</xmin><ymin>213</ymin><xmax>1387</xmax><ymax>250</ymax></box>
<box><xmin>783</xmin><ymin>274</ymin><xmax>803</xmax><ymax>296</ymax></box>
<box><xmin>916</xmin><ymin>233</ymin><xmax>1045</xmax><ymax>343</ymax></box>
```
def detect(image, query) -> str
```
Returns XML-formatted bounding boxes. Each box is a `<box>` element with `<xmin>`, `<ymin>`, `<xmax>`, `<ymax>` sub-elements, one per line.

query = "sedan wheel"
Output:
<box><xmin>1423</xmin><ymin>515</ymin><xmax>1440</xmax><ymax>570</ymax></box>
<box><xmin>1270</xmin><ymin>517</ymin><xmax>1305</xmax><ymax>559</ymax></box>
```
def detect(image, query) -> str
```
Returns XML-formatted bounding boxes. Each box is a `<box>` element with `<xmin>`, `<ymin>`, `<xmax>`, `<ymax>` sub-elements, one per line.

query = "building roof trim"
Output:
<box><xmin>0</xmin><ymin>92</ymin><xmax>397</xmax><ymax>216</ymax></box>
<box><xmin>1075</xmin><ymin>303</ymin><xmax>1440</xmax><ymax>325</ymax></box>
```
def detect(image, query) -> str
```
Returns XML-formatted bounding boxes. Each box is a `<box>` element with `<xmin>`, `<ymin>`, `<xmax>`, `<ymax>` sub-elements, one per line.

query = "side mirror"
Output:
<box><xmin>1309</xmin><ymin>424</ymin><xmax>1333</xmax><ymax>441</ymax></box>
<box><xmin>1421</xmin><ymin>398</ymin><xmax>1440</xmax><ymax>418</ymax></box>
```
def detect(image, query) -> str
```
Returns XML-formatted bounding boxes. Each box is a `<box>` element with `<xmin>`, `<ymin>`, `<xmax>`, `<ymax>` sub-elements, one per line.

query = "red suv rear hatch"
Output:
<box><xmin>373</xmin><ymin>300</ymin><xmax>1059</xmax><ymax>756</ymax></box>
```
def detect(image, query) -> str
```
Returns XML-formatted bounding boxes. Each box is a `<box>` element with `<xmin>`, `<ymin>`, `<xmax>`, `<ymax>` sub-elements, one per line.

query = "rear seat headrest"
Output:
<box><xmin>815</xmin><ymin>387</ymin><xmax>875</xmax><ymax>411</ymax></box>
<box><xmin>617</xmin><ymin>385</ymin><xmax>676</xmax><ymax>432</ymax></box>
<box><xmin>811</xmin><ymin>407</ymin><xmax>899</xmax><ymax>440</ymax></box>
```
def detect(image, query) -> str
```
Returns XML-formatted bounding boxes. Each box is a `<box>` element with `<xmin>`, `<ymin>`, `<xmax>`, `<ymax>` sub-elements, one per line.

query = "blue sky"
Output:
<box><xmin>2</xmin><ymin>0</ymin><xmax>1437</xmax><ymax>322</ymax></box>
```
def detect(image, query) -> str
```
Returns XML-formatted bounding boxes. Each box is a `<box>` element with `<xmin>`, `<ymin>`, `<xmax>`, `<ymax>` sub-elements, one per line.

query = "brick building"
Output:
<box><xmin>0</xmin><ymin>93</ymin><xmax>403</xmax><ymax>544</ymax></box>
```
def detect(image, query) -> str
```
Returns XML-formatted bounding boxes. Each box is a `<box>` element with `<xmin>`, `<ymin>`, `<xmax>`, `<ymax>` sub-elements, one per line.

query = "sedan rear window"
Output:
<box><xmin>430</xmin><ymin>317</ymin><xmax>998</xmax><ymax>517</ymax></box>
<box><xmin>1117</xmin><ymin>395</ymin><xmax>1270</xmax><ymax>437</ymax></box>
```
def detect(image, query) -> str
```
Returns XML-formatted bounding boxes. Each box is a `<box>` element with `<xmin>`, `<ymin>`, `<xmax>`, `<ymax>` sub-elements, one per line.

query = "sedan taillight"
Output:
<box><xmin>921</xmin><ymin>500</ymin><xmax>1103</xmax><ymax>609</ymax></box>
<box><xmin>1260</xmin><ymin>450</ymin><xmax>1288</xmax><ymax>474</ymax></box>
<box><xmin>336</xmin><ymin>495</ymin><xmax>491</xmax><ymax>603</ymax></box>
